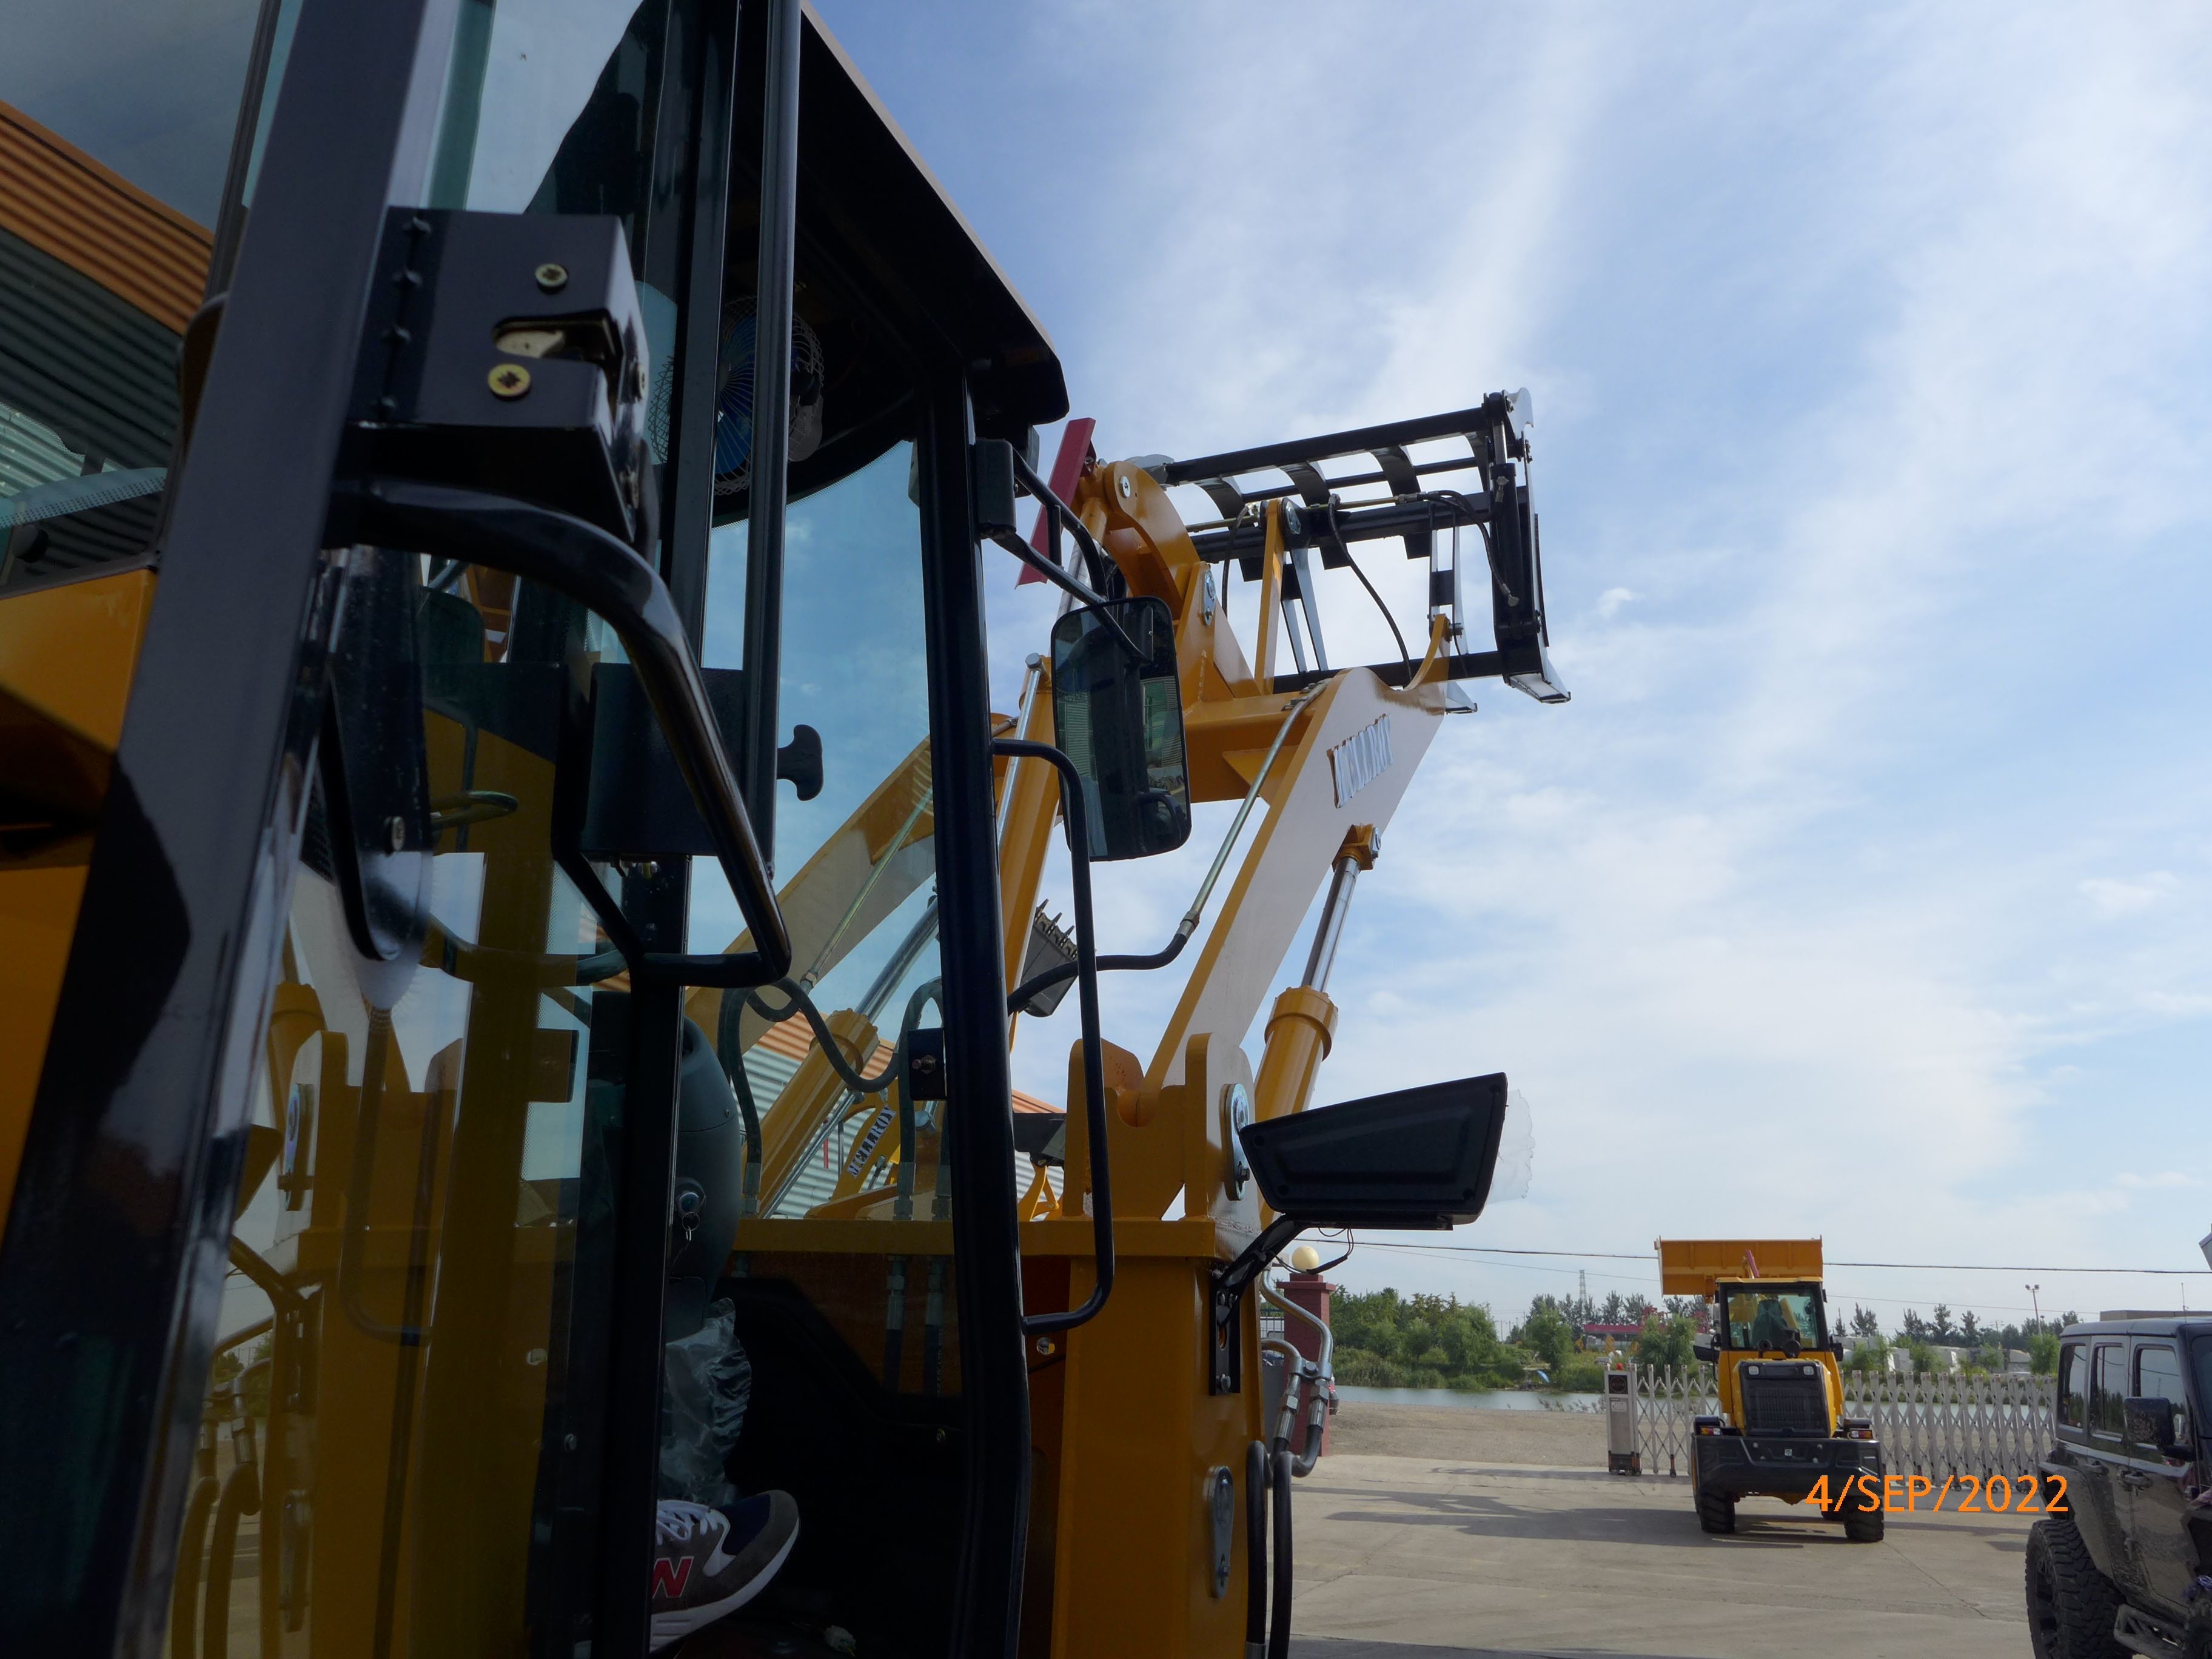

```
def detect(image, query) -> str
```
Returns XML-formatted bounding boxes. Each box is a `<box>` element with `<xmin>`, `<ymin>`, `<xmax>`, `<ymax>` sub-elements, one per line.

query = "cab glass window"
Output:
<box><xmin>1</xmin><ymin>1</ymin><xmax>269</xmax><ymax>592</ymax></box>
<box><xmin>2136</xmin><ymin>1344</ymin><xmax>2187</xmax><ymax>1441</ymax></box>
<box><xmin>2058</xmin><ymin>1342</ymin><xmax>2087</xmax><ymax>1429</ymax></box>
<box><xmin>159</xmin><ymin>6</ymin><xmax>710</xmax><ymax>1653</ymax></box>
<box><xmin>1721</xmin><ymin>1284</ymin><xmax>1825</xmax><ymax>1351</ymax></box>
<box><xmin>2091</xmin><ymin>1342</ymin><xmax>2127</xmax><ymax>1436</ymax></box>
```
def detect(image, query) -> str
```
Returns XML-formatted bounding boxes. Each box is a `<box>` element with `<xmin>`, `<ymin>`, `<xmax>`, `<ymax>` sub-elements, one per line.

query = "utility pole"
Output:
<box><xmin>2026</xmin><ymin>1284</ymin><xmax>2042</xmax><ymax>1335</ymax></box>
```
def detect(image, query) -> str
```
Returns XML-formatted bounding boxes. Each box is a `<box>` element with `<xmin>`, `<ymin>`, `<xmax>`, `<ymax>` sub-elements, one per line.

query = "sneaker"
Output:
<box><xmin>649</xmin><ymin>1493</ymin><xmax>800</xmax><ymax>1651</ymax></box>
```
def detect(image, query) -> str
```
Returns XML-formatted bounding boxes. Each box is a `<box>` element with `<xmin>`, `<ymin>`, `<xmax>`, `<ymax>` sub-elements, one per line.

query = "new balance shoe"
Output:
<box><xmin>649</xmin><ymin>1493</ymin><xmax>800</xmax><ymax>1652</ymax></box>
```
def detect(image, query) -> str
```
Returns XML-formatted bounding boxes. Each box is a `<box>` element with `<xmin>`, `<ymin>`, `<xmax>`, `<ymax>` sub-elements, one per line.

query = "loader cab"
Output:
<box><xmin>0</xmin><ymin>4</ymin><xmax>1061</xmax><ymax>1656</ymax></box>
<box><xmin>1718</xmin><ymin>1281</ymin><xmax>1829</xmax><ymax>1357</ymax></box>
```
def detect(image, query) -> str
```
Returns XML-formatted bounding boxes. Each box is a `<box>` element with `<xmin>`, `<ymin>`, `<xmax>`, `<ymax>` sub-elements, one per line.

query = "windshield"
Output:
<box><xmin>1720</xmin><ymin>1283</ymin><xmax>1826</xmax><ymax>1352</ymax></box>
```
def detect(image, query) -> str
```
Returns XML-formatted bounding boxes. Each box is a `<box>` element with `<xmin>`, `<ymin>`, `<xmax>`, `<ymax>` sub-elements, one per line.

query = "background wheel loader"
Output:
<box><xmin>1658</xmin><ymin>1238</ymin><xmax>1886</xmax><ymax>1541</ymax></box>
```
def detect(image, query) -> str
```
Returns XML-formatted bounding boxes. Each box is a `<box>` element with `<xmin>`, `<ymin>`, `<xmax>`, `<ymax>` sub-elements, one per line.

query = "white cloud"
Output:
<box><xmin>2080</xmin><ymin>873</ymin><xmax>2180</xmax><ymax>920</ymax></box>
<box><xmin>835</xmin><ymin>0</ymin><xmax>2212</xmax><ymax>1326</ymax></box>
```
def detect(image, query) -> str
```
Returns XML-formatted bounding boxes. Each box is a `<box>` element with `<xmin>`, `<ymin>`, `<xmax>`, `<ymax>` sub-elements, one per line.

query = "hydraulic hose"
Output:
<box><xmin>1244</xmin><ymin>1439</ymin><xmax>1269</xmax><ymax>1659</ymax></box>
<box><xmin>747</xmin><ymin>977</ymin><xmax>904</xmax><ymax>1095</ymax></box>
<box><xmin>714</xmin><ymin>994</ymin><xmax>765</xmax><ymax>1217</ymax></box>
<box><xmin>1267</xmin><ymin>1446</ymin><xmax>1295</xmax><ymax>1659</ymax></box>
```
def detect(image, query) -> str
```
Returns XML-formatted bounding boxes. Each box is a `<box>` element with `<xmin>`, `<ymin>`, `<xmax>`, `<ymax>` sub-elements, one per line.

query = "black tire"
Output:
<box><xmin>1695</xmin><ymin>1483</ymin><xmax>1735</xmax><ymax>1535</ymax></box>
<box><xmin>1834</xmin><ymin>1470</ymin><xmax>1884</xmax><ymax>1543</ymax></box>
<box><xmin>2025</xmin><ymin>1515</ymin><xmax>2126</xmax><ymax>1659</ymax></box>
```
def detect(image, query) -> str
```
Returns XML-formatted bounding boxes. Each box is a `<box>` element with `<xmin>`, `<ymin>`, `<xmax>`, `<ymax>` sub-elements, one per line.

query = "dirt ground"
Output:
<box><xmin>1327</xmin><ymin>1402</ymin><xmax>1604</xmax><ymax>1467</ymax></box>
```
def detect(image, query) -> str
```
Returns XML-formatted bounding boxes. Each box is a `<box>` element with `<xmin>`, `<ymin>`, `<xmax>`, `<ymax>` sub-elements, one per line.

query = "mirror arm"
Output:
<box><xmin>996</xmin><ymin>738</ymin><xmax>1116</xmax><ymax>1336</ymax></box>
<box><xmin>983</xmin><ymin>529</ymin><xmax>1143</xmax><ymax>664</ymax></box>
<box><xmin>340</xmin><ymin>478</ymin><xmax>793</xmax><ymax>988</ymax></box>
<box><xmin>1007</xmin><ymin>446</ymin><xmax>1112</xmax><ymax>591</ymax></box>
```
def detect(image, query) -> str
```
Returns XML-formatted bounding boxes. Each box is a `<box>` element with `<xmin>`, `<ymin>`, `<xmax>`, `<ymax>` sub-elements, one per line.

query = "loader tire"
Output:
<box><xmin>1695</xmin><ymin>1484</ymin><xmax>1735</xmax><ymax>1535</ymax></box>
<box><xmin>2025</xmin><ymin>1515</ymin><xmax>2125</xmax><ymax>1659</ymax></box>
<box><xmin>1836</xmin><ymin>1470</ymin><xmax>1884</xmax><ymax>1543</ymax></box>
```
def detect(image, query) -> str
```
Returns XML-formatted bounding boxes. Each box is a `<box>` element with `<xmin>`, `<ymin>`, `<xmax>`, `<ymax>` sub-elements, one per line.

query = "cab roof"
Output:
<box><xmin>793</xmin><ymin>5</ymin><xmax>1066</xmax><ymax>428</ymax></box>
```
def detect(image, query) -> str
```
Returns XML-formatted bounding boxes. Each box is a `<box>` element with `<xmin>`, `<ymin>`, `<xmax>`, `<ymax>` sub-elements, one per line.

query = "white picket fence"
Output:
<box><xmin>1629</xmin><ymin>1364</ymin><xmax>2056</xmax><ymax>1480</ymax></box>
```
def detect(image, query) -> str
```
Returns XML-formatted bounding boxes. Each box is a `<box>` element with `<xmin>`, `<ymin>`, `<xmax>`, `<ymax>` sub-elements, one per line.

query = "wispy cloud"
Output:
<box><xmin>830</xmin><ymin>0</ymin><xmax>2212</xmax><ymax>1327</ymax></box>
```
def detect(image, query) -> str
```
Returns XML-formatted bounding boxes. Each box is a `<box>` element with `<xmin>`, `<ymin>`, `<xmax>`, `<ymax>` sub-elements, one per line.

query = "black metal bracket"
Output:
<box><xmin>1208</xmin><ymin>1214</ymin><xmax>1306</xmax><ymax>1395</ymax></box>
<box><xmin>315</xmin><ymin>545</ymin><xmax>432</xmax><ymax>1010</ymax></box>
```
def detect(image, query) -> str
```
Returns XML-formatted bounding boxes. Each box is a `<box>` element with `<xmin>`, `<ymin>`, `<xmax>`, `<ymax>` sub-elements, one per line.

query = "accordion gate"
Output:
<box><xmin>1631</xmin><ymin>1363</ymin><xmax>2057</xmax><ymax>1481</ymax></box>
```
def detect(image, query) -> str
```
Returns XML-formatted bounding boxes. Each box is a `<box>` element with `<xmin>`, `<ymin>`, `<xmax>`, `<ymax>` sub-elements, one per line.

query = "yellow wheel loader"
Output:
<box><xmin>1</xmin><ymin>3</ymin><xmax>1567</xmax><ymax>1655</ymax></box>
<box><xmin>1658</xmin><ymin>1239</ymin><xmax>1886</xmax><ymax>1541</ymax></box>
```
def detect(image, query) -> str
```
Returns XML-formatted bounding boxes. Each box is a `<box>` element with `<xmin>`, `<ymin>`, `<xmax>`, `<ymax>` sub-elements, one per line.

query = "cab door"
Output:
<box><xmin>0</xmin><ymin>2</ymin><xmax>1045</xmax><ymax>1655</ymax></box>
<box><xmin>2127</xmin><ymin>1339</ymin><xmax>2196</xmax><ymax>1614</ymax></box>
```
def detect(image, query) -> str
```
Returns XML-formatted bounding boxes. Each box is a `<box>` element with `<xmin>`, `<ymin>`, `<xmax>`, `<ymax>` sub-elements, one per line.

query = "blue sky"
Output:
<box><xmin>816</xmin><ymin>1</ymin><xmax>2212</xmax><ymax>1333</ymax></box>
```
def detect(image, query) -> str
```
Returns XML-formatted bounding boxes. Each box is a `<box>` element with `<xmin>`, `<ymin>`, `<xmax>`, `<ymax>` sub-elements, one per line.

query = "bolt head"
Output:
<box><xmin>1118</xmin><ymin>473</ymin><xmax>1134</xmax><ymax>498</ymax></box>
<box><xmin>534</xmin><ymin>262</ymin><xmax>569</xmax><ymax>293</ymax></box>
<box><xmin>488</xmin><ymin>363</ymin><xmax>532</xmax><ymax>399</ymax></box>
<box><xmin>384</xmin><ymin>815</ymin><xmax>406</xmax><ymax>852</ymax></box>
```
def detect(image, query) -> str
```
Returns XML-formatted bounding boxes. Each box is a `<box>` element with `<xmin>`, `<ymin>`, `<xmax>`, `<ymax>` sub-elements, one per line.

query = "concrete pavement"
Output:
<box><xmin>1286</xmin><ymin>1455</ymin><xmax>2033</xmax><ymax>1659</ymax></box>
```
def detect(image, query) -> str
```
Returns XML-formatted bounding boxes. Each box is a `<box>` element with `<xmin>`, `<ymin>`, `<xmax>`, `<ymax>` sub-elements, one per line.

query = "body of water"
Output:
<box><xmin>1335</xmin><ymin>1385</ymin><xmax>1605</xmax><ymax>1414</ymax></box>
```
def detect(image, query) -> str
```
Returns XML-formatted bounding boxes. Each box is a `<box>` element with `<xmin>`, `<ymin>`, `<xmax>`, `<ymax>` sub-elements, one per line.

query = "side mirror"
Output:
<box><xmin>1692</xmin><ymin>1342</ymin><xmax>1718</xmax><ymax>1366</ymax></box>
<box><xmin>1236</xmin><ymin>1072</ymin><xmax>1509</xmax><ymax>1230</ymax></box>
<box><xmin>1209</xmin><ymin>1073</ymin><xmax>1509</xmax><ymax>1396</ymax></box>
<box><xmin>2125</xmin><ymin>1396</ymin><xmax>2188</xmax><ymax>1456</ymax></box>
<box><xmin>1049</xmin><ymin>596</ymin><xmax>1191</xmax><ymax>862</ymax></box>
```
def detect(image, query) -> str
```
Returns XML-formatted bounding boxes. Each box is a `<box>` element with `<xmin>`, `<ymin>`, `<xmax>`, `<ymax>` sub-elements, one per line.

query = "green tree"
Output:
<box><xmin>1513</xmin><ymin>1300</ymin><xmax>1577</xmax><ymax>1372</ymax></box>
<box><xmin>1850</xmin><ymin>1304</ymin><xmax>1881</xmax><ymax>1339</ymax></box>
<box><xmin>1931</xmin><ymin>1304</ymin><xmax>1956</xmax><ymax>1343</ymax></box>
<box><xmin>1845</xmin><ymin>1332</ymin><xmax>1890</xmax><ymax>1373</ymax></box>
<box><xmin>1633</xmin><ymin>1310</ymin><xmax>1695</xmax><ymax>1372</ymax></box>
<box><xmin>1899</xmin><ymin>1309</ymin><xmax>1928</xmax><ymax>1341</ymax></box>
<box><xmin>2028</xmin><ymin>1331</ymin><xmax>2060</xmax><ymax>1375</ymax></box>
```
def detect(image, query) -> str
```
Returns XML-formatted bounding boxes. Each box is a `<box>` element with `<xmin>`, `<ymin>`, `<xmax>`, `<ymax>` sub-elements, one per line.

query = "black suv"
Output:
<box><xmin>2029</xmin><ymin>1318</ymin><xmax>2212</xmax><ymax>1658</ymax></box>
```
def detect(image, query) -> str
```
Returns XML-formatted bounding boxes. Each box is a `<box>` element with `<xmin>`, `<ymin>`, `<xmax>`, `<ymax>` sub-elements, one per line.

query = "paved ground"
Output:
<box><xmin>1285</xmin><ymin>1455</ymin><xmax>2033</xmax><ymax>1659</ymax></box>
<box><xmin>1327</xmin><ymin>1403</ymin><xmax>1603</xmax><ymax>1466</ymax></box>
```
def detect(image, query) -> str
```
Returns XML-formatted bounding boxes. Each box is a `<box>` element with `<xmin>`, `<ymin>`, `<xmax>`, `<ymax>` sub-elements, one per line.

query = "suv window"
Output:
<box><xmin>2059</xmin><ymin>1342</ymin><xmax>2087</xmax><ymax>1429</ymax></box>
<box><xmin>2136</xmin><ymin>1344</ymin><xmax>2188</xmax><ymax>1444</ymax></box>
<box><xmin>2092</xmin><ymin>1343</ymin><xmax>2127</xmax><ymax>1437</ymax></box>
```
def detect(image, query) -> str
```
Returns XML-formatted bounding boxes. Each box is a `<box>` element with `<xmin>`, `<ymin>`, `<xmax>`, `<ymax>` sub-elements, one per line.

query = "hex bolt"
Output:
<box><xmin>534</xmin><ymin>262</ymin><xmax>568</xmax><ymax>293</ymax></box>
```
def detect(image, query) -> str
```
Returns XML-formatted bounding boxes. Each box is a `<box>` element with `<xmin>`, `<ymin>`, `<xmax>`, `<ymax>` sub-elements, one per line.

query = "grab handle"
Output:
<box><xmin>997</xmin><ymin>737</ymin><xmax>1114</xmax><ymax>1336</ymax></box>
<box><xmin>343</xmin><ymin>478</ymin><xmax>791</xmax><ymax>988</ymax></box>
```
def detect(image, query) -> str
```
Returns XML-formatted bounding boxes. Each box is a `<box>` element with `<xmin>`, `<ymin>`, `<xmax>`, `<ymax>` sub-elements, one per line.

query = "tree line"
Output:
<box><xmin>1329</xmin><ymin>1287</ymin><xmax>2074</xmax><ymax>1392</ymax></box>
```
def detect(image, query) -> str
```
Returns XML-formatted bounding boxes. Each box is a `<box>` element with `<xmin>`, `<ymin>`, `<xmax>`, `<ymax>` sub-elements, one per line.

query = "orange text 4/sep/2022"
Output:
<box><xmin>1804</xmin><ymin>1473</ymin><xmax>2070</xmax><ymax>1514</ymax></box>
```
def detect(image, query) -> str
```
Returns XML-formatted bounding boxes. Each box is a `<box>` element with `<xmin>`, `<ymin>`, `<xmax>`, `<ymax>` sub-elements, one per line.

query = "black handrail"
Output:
<box><xmin>1245</xmin><ymin>1439</ymin><xmax>1269</xmax><ymax>1657</ymax></box>
<box><xmin>996</xmin><ymin>737</ymin><xmax>1114</xmax><ymax>1336</ymax></box>
<box><xmin>343</xmin><ymin>478</ymin><xmax>792</xmax><ymax>988</ymax></box>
